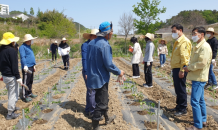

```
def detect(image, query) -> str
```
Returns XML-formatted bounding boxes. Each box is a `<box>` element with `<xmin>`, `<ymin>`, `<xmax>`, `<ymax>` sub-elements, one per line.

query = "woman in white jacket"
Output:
<box><xmin>58</xmin><ymin>38</ymin><xmax>71</xmax><ymax>70</ymax></box>
<box><xmin>129</xmin><ymin>37</ymin><xmax>143</xmax><ymax>79</ymax></box>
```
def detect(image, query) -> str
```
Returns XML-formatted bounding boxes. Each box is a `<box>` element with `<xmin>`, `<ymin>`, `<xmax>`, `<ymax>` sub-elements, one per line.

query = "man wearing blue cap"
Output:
<box><xmin>87</xmin><ymin>21</ymin><xmax>125</xmax><ymax>130</ymax></box>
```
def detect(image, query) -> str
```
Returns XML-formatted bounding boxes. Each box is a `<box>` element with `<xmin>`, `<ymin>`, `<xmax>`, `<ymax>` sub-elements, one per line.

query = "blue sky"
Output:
<box><xmin>2</xmin><ymin>0</ymin><xmax>218</xmax><ymax>34</ymax></box>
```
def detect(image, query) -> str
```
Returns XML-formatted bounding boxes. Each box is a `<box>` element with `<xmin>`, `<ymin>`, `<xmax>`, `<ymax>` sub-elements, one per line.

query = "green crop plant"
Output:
<box><xmin>54</xmin><ymin>90</ymin><xmax>65</xmax><ymax>95</ymax></box>
<box><xmin>52</xmin><ymin>100</ymin><xmax>61</xmax><ymax>104</ymax></box>
<box><xmin>65</xmin><ymin>81</ymin><xmax>71</xmax><ymax>84</ymax></box>
<box><xmin>32</xmin><ymin>101</ymin><xmax>41</xmax><ymax>119</ymax></box>
<box><xmin>42</xmin><ymin>92</ymin><xmax>49</xmax><ymax>105</ymax></box>
<box><xmin>210</xmin><ymin>90</ymin><xmax>217</xmax><ymax>104</ymax></box>
<box><xmin>137</xmin><ymin>92</ymin><xmax>144</xmax><ymax>102</ymax></box>
<box><xmin>52</xmin><ymin>84</ymin><xmax>57</xmax><ymax>91</ymax></box>
<box><xmin>147</xmin><ymin>102</ymin><xmax>156</xmax><ymax>122</ymax></box>
<box><xmin>63</xmin><ymin>87</ymin><xmax>70</xmax><ymax>89</ymax></box>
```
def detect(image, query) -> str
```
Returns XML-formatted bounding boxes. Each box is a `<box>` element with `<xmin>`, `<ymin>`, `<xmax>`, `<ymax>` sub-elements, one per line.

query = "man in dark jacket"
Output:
<box><xmin>50</xmin><ymin>41</ymin><xmax>58</xmax><ymax>61</ymax></box>
<box><xmin>205</xmin><ymin>27</ymin><xmax>218</xmax><ymax>90</ymax></box>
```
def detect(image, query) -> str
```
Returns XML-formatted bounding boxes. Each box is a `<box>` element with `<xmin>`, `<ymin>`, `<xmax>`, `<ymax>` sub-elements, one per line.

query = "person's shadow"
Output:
<box><xmin>0</xmin><ymin>103</ymin><xmax>8</xmax><ymax>118</ymax></box>
<box><xmin>59</xmin><ymin>100</ymin><xmax>92</xmax><ymax>130</ymax></box>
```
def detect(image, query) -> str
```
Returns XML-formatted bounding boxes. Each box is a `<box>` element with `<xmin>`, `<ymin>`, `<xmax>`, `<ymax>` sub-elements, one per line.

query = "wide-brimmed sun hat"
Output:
<box><xmin>144</xmin><ymin>33</ymin><xmax>154</xmax><ymax>40</ymax></box>
<box><xmin>83</xmin><ymin>29</ymin><xmax>99</xmax><ymax>39</ymax></box>
<box><xmin>62</xmin><ymin>37</ymin><xmax>67</xmax><ymax>41</ymax></box>
<box><xmin>0</xmin><ymin>32</ymin><xmax>20</xmax><ymax>45</ymax></box>
<box><xmin>54</xmin><ymin>40</ymin><xmax>58</xmax><ymax>43</ymax></box>
<box><xmin>96</xmin><ymin>21</ymin><xmax>113</xmax><ymax>37</ymax></box>
<box><xmin>159</xmin><ymin>39</ymin><xmax>167</xmax><ymax>44</ymax></box>
<box><xmin>206</xmin><ymin>27</ymin><xmax>218</xmax><ymax>35</ymax></box>
<box><xmin>23</xmin><ymin>34</ymin><xmax>37</xmax><ymax>42</ymax></box>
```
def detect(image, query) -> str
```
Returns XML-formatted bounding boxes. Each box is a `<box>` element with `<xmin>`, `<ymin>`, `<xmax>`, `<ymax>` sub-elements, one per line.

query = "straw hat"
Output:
<box><xmin>206</xmin><ymin>27</ymin><xmax>218</xmax><ymax>35</ymax></box>
<box><xmin>0</xmin><ymin>32</ymin><xmax>19</xmax><ymax>45</ymax></box>
<box><xmin>83</xmin><ymin>29</ymin><xmax>99</xmax><ymax>39</ymax></box>
<box><xmin>145</xmin><ymin>33</ymin><xmax>154</xmax><ymax>40</ymax></box>
<box><xmin>23</xmin><ymin>34</ymin><xmax>37</xmax><ymax>42</ymax></box>
<box><xmin>159</xmin><ymin>39</ymin><xmax>167</xmax><ymax>44</ymax></box>
<box><xmin>62</xmin><ymin>37</ymin><xmax>67</xmax><ymax>41</ymax></box>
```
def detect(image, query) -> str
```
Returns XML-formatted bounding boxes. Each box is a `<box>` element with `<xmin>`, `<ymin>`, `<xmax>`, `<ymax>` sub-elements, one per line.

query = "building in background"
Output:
<box><xmin>0</xmin><ymin>4</ymin><xmax>9</xmax><ymax>15</ymax></box>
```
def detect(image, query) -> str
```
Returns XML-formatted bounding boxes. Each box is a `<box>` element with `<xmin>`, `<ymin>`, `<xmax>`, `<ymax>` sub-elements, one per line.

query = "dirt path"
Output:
<box><xmin>0</xmin><ymin>58</ymin><xmax>80</xmax><ymax>130</ymax></box>
<box><xmin>114</xmin><ymin>58</ymin><xmax>218</xmax><ymax>130</ymax></box>
<box><xmin>50</xmin><ymin>74</ymin><xmax>138</xmax><ymax>130</ymax></box>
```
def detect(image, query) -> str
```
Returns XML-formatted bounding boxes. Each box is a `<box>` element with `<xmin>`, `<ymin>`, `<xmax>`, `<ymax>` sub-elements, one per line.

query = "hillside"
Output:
<box><xmin>74</xmin><ymin>22</ymin><xmax>88</xmax><ymax>32</ymax></box>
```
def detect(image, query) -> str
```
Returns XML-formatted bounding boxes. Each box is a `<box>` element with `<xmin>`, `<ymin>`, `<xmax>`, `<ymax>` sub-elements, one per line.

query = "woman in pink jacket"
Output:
<box><xmin>157</xmin><ymin>39</ymin><xmax>168</xmax><ymax>68</ymax></box>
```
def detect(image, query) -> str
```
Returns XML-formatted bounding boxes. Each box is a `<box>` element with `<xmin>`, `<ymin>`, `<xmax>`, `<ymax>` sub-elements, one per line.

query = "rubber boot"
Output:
<box><xmin>92</xmin><ymin>120</ymin><xmax>103</xmax><ymax>130</ymax></box>
<box><xmin>104</xmin><ymin>111</ymin><xmax>116</xmax><ymax>125</ymax></box>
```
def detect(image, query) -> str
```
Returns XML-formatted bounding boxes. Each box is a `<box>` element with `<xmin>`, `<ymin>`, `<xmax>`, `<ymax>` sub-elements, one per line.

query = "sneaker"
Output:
<box><xmin>137</xmin><ymin>76</ymin><xmax>140</xmax><ymax>78</ymax></box>
<box><xmin>163</xmin><ymin>64</ymin><xmax>165</xmax><ymax>67</ymax></box>
<box><xmin>30</xmin><ymin>94</ymin><xmax>38</xmax><ymax>98</ymax></box>
<box><xmin>25</xmin><ymin>97</ymin><xmax>32</xmax><ymax>102</ymax></box>
<box><xmin>132</xmin><ymin>76</ymin><xmax>138</xmax><ymax>79</ymax></box>
<box><xmin>161</xmin><ymin>65</ymin><xmax>164</xmax><ymax>68</ymax></box>
<box><xmin>213</xmin><ymin>85</ymin><xmax>218</xmax><ymax>90</ymax></box>
<box><xmin>204</xmin><ymin>84</ymin><xmax>212</xmax><ymax>89</ymax></box>
<box><xmin>174</xmin><ymin>110</ymin><xmax>187</xmax><ymax>117</ymax></box>
<box><xmin>6</xmin><ymin>113</ymin><xmax>20</xmax><ymax>120</ymax></box>
<box><xmin>143</xmin><ymin>84</ymin><xmax>153</xmax><ymax>88</ymax></box>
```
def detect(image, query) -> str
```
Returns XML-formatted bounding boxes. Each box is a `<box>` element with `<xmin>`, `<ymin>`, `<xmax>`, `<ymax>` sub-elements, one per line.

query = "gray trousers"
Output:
<box><xmin>3</xmin><ymin>76</ymin><xmax>19</xmax><ymax>115</ymax></box>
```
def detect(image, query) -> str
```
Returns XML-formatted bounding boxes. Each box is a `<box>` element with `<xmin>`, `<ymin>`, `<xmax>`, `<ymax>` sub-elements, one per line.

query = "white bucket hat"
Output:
<box><xmin>206</xmin><ymin>27</ymin><xmax>218</xmax><ymax>35</ymax></box>
<box><xmin>54</xmin><ymin>40</ymin><xmax>58</xmax><ymax>43</ymax></box>
<box><xmin>23</xmin><ymin>34</ymin><xmax>37</xmax><ymax>42</ymax></box>
<box><xmin>143</xmin><ymin>33</ymin><xmax>154</xmax><ymax>40</ymax></box>
<box><xmin>83</xmin><ymin>29</ymin><xmax>99</xmax><ymax>39</ymax></box>
<box><xmin>62</xmin><ymin>37</ymin><xmax>67</xmax><ymax>41</ymax></box>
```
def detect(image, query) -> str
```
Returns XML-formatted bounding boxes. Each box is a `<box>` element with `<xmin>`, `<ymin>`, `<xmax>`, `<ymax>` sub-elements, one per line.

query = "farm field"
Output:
<box><xmin>0</xmin><ymin>58</ymin><xmax>218</xmax><ymax>130</ymax></box>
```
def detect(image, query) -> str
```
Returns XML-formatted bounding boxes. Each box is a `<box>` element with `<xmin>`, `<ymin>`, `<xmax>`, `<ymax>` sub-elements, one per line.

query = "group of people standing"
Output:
<box><xmin>128</xmin><ymin>24</ymin><xmax>218</xmax><ymax>130</ymax></box>
<box><xmin>0</xmin><ymin>32</ymin><xmax>71</xmax><ymax>120</ymax></box>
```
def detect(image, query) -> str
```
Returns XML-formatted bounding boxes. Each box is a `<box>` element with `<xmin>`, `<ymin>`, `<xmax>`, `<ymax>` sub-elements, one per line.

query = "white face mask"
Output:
<box><xmin>172</xmin><ymin>33</ymin><xmax>179</xmax><ymax>39</ymax></box>
<box><xmin>192</xmin><ymin>35</ymin><xmax>200</xmax><ymax>42</ymax></box>
<box><xmin>206</xmin><ymin>34</ymin><xmax>211</xmax><ymax>38</ymax></box>
<box><xmin>31</xmin><ymin>40</ymin><xmax>34</xmax><ymax>45</ymax></box>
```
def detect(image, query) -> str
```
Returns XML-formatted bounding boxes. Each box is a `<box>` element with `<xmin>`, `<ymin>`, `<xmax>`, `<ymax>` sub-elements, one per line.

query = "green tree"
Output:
<box><xmin>30</xmin><ymin>7</ymin><xmax>34</xmax><ymax>16</ymax></box>
<box><xmin>37</xmin><ymin>8</ymin><xmax>42</xmax><ymax>17</ymax></box>
<box><xmin>132</xmin><ymin>0</ymin><xmax>166</xmax><ymax>35</ymax></box>
<box><xmin>24</xmin><ymin>8</ymin><xmax>27</xmax><ymax>15</ymax></box>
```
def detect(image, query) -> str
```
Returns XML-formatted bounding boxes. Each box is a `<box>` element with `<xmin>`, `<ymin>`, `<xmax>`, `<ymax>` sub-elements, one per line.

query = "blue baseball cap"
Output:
<box><xmin>99</xmin><ymin>21</ymin><xmax>112</xmax><ymax>32</ymax></box>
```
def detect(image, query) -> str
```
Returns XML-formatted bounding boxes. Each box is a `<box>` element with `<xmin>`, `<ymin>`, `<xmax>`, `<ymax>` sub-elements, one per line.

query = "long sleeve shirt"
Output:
<box><xmin>58</xmin><ymin>43</ymin><xmax>70</xmax><ymax>56</ymax></box>
<box><xmin>81</xmin><ymin>40</ymin><xmax>90</xmax><ymax>75</ymax></box>
<box><xmin>157</xmin><ymin>44</ymin><xmax>168</xmax><ymax>55</ymax></box>
<box><xmin>86</xmin><ymin>37</ymin><xmax>121</xmax><ymax>89</ymax></box>
<box><xmin>50</xmin><ymin>43</ymin><xmax>58</xmax><ymax>53</ymax></box>
<box><xmin>187</xmin><ymin>39</ymin><xmax>212</xmax><ymax>82</ymax></box>
<box><xmin>170</xmin><ymin>35</ymin><xmax>192</xmax><ymax>72</ymax></box>
<box><xmin>0</xmin><ymin>46</ymin><xmax>20</xmax><ymax>79</ymax></box>
<box><xmin>143</xmin><ymin>40</ymin><xmax>155</xmax><ymax>63</ymax></box>
<box><xmin>131</xmin><ymin>42</ymin><xmax>143</xmax><ymax>64</ymax></box>
<box><xmin>207</xmin><ymin>37</ymin><xmax>218</xmax><ymax>59</ymax></box>
<box><xmin>19</xmin><ymin>43</ymin><xmax>36</xmax><ymax>69</ymax></box>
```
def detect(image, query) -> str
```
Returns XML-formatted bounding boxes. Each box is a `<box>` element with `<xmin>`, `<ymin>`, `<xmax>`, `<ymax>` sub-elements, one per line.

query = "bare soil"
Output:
<box><xmin>42</xmin><ymin>109</ymin><xmax>53</xmax><ymax>113</ymax></box>
<box><xmin>123</xmin><ymin>91</ymin><xmax>131</xmax><ymax>94</ymax></box>
<box><xmin>126</xmin><ymin>95</ymin><xmax>134</xmax><ymax>99</ymax></box>
<box><xmin>144</xmin><ymin>121</ymin><xmax>162</xmax><ymax>130</ymax></box>
<box><xmin>137</xmin><ymin>110</ymin><xmax>148</xmax><ymax>115</ymax></box>
<box><xmin>33</xmin><ymin>119</ymin><xmax>48</xmax><ymax>124</ymax></box>
<box><xmin>130</xmin><ymin>102</ymin><xmax>140</xmax><ymax>106</ymax></box>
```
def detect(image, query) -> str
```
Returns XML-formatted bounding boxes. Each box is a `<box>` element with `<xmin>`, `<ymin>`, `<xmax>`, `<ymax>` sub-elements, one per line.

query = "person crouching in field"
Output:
<box><xmin>58</xmin><ymin>38</ymin><xmax>70</xmax><ymax>70</ymax></box>
<box><xmin>19</xmin><ymin>34</ymin><xmax>38</xmax><ymax>103</ymax></box>
<box><xmin>129</xmin><ymin>36</ymin><xmax>143</xmax><ymax>79</ymax></box>
<box><xmin>50</xmin><ymin>40</ymin><xmax>58</xmax><ymax>61</ymax></box>
<box><xmin>184</xmin><ymin>27</ymin><xmax>212</xmax><ymax>130</ymax></box>
<box><xmin>0</xmin><ymin>32</ymin><xmax>22</xmax><ymax>120</ymax></box>
<box><xmin>157</xmin><ymin>39</ymin><xmax>168</xmax><ymax>68</ymax></box>
<box><xmin>143</xmin><ymin>33</ymin><xmax>155</xmax><ymax>88</ymax></box>
<box><xmin>81</xmin><ymin>29</ymin><xmax>99</xmax><ymax>118</ymax></box>
<box><xmin>86</xmin><ymin>21</ymin><xmax>125</xmax><ymax>130</ymax></box>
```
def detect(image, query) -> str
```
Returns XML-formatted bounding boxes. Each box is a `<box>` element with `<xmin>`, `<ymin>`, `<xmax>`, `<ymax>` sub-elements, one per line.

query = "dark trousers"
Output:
<box><xmin>22</xmin><ymin>66</ymin><xmax>34</xmax><ymax>98</ymax></box>
<box><xmin>93</xmin><ymin>83</ymin><xmax>109</xmax><ymax>121</ymax></box>
<box><xmin>62</xmin><ymin>55</ymin><xmax>70</xmax><ymax>68</ymax></box>
<box><xmin>52</xmin><ymin>52</ymin><xmax>57</xmax><ymax>61</ymax></box>
<box><xmin>132</xmin><ymin>64</ymin><xmax>140</xmax><ymax>76</ymax></box>
<box><xmin>82</xmin><ymin>71</ymin><xmax>96</xmax><ymax>114</ymax></box>
<box><xmin>173</xmin><ymin>68</ymin><xmax>187</xmax><ymax>111</ymax></box>
<box><xmin>144</xmin><ymin>62</ymin><xmax>153</xmax><ymax>86</ymax></box>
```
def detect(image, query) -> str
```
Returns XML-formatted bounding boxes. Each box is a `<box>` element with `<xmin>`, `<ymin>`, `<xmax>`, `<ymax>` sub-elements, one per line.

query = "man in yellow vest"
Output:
<box><xmin>170</xmin><ymin>24</ymin><xmax>192</xmax><ymax>116</ymax></box>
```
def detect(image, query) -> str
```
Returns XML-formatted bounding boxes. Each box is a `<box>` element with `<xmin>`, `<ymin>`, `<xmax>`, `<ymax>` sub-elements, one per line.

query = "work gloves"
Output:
<box><xmin>212</xmin><ymin>59</ymin><xmax>216</xmax><ymax>66</ymax></box>
<box><xmin>17</xmin><ymin>78</ymin><xmax>23</xmax><ymax>85</ymax></box>
<box><xmin>117</xmin><ymin>75</ymin><xmax>126</xmax><ymax>85</ymax></box>
<box><xmin>24</xmin><ymin>66</ymin><xmax>28</xmax><ymax>72</ymax></box>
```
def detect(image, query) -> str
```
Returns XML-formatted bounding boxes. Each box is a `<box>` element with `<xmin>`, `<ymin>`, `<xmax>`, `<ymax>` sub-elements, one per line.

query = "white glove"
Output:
<box><xmin>17</xmin><ymin>78</ymin><xmax>23</xmax><ymax>85</ymax></box>
<box><xmin>147</xmin><ymin>62</ymin><xmax>150</xmax><ymax>66</ymax></box>
<box><xmin>117</xmin><ymin>75</ymin><xmax>126</xmax><ymax>85</ymax></box>
<box><xmin>212</xmin><ymin>59</ymin><xmax>216</xmax><ymax>66</ymax></box>
<box><xmin>24</xmin><ymin>66</ymin><xmax>28</xmax><ymax>72</ymax></box>
<box><xmin>34</xmin><ymin>66</ymin><xmax>36</xmax><ymax>72</ymax></box>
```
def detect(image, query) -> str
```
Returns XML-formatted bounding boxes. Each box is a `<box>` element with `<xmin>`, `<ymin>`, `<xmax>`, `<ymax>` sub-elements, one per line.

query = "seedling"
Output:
<box><xmin>210</xmin><ymin>90</ymin><xmax>217</xmax><ymax>104</ymax></box>
<box><xmin>137</xmin><ymin>92</ymin><xmax>144</xmax><ymax>102</ymax></box>
<box><xmin>42</xmin><ymin>92</ymin><xmax>49</xmax><ymax>105</ymax></box>
<box><xmin>52</xmin><ymin>100</ymin><xmax>61</xmax><ymax>104</ymax></box>
<box><xmin>54</xmin><ymin>90</ymin><xmax>65</xmax><ymax>95</ymax></box>
<box><xmin>32</xmin><ymin>101</ymin><xmax>41</xmax><ymax>119</ymax></box>
<box><xmin>147</xmin><ymin>102</ymin><xmax>156</xmax><ymax>122</ymax></box>
<box><xmin>52</xmin><ymin>84</ymin><xmax>57</xmax><ymax>91</ymax></box>
<box><xmin>65</xmin><ymin>81</ymin><xmax>71</xmax><ymax>84</ymax></box>
<box><xmin>63</xmin><ymin>87</ymin><xmax>70</xmax><ymax>89</ymax></box>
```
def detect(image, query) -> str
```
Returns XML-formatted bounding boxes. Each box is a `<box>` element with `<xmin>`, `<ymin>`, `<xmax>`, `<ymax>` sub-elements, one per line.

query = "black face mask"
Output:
<box><xmin>145</xmin><ymin>38</ymin><xmax>150</xmax><ymax>42</ymax></box>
